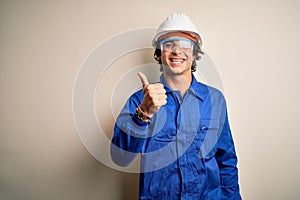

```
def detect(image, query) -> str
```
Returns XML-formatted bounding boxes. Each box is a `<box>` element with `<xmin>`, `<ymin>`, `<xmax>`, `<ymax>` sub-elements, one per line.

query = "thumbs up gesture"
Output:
<box><xmin>137</xmin><ymin>72</ymin><xmax>167</xmax><ymax>118</ymax></box>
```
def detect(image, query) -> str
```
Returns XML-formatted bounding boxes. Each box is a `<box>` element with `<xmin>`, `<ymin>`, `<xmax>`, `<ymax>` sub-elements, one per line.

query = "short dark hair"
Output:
<box><xmin>153</xmin><ymin>42</ymin><xmax>204</xmax><ymax>72</ymax></box>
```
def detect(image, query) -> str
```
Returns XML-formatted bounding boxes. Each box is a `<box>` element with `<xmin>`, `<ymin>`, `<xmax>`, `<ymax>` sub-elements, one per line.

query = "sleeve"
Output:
<box><xmin>110</xmin><ymin>92</ymin><xmax>148</xmax><ymax>167</ymax></box>
<box><xmin>215</xmin><ymin>111</ymin><xmax>242</xmax><ymax>200</ymax></box>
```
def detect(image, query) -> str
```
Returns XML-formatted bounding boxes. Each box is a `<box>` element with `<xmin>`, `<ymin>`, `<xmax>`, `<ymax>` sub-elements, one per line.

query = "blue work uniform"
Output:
<box><xmin>111</xmin><ymin>75</ymin><xmax>241</xmax><ymax>200</ymax></box>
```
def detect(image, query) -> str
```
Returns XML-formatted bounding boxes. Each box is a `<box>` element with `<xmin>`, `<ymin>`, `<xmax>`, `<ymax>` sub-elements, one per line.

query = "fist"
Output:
<box><xmin>138</xmin><ymin>72</ymin><xmax>167</xmax><ymax>118</ymax></box>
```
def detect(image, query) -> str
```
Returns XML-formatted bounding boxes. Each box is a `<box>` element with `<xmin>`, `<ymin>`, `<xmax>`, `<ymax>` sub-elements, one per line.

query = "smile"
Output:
<box><xmin>169</xmin><ymin>58</ymin><xmax>186</xmax><ymax>64</ymax></box>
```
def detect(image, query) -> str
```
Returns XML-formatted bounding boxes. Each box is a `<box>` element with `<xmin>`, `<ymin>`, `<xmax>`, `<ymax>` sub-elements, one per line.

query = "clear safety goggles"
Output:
<box><xmin>159</xmin><ymin>38</ymin><xmax>195</xmax><ymax>52</ymax></box>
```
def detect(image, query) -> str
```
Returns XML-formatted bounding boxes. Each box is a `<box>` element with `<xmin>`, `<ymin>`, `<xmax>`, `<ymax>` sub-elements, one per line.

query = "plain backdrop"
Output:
<box><xmin>1</xmin><ymin>0</ymin><xmax>300</xmax><ymax>199</ymax></box>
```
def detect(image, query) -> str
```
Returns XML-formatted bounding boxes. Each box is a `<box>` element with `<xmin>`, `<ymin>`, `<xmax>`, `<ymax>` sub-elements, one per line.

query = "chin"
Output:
<box><xmin>164</xmin><ymin>66</ymin><xmax>190</xmax><ymax>76</ymax></box>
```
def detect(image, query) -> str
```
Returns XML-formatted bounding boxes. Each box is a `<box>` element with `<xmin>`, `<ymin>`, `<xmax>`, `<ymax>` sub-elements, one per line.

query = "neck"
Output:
<box><xmin>163</xmin><ymin>73</ymin><xmax>192</xmax><ymax>96</ymax></box>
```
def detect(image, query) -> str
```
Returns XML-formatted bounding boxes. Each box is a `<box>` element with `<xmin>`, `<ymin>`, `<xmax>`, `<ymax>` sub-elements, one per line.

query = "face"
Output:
<box><xmin>158</xmin><ymin>32</ymin><xmax>196</xmax><ymax>76</ymax></box>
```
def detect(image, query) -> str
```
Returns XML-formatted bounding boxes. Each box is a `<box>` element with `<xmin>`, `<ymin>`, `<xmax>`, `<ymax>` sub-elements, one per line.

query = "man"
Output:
<box><xmin>111</xmin><ymin>13</ymin><xmax>241</xmax><ymax>200</ymax></box>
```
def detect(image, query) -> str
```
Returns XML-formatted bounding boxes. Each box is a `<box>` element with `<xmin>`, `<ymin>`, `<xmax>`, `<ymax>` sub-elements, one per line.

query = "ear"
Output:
<box><xmin>192</xmin><ymin>54</ymin><xmax>196</xmax><ymax>61</ymax></box>
<box><xmin>154</xmin><ymin>55</ymin><xmax>161</xmax><ymax>61</ymax></box>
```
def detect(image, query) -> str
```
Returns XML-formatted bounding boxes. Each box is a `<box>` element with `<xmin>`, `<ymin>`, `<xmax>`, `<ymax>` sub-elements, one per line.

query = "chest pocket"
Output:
<box><xmin>144</xmin><ymin>128</ymin><xmax>177</xmax><ymax>153</ymax></box>
<box><xmin>199</xmin><ymin>119</ymin><xmax>219</xmax><ymax>133</ymax></box>
<box><xmin>195</xmin><ymin>119</ymin><xmax>220</xmax><ymax>157</ymax></box>
<box><xmin>153</xmin><ymin>128</ymin><xmax>177</xmax><ymax>142</ymax></box>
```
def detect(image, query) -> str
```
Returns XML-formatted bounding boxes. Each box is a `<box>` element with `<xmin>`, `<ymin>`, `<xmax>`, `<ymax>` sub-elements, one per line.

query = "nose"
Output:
<box><xmin>172</xmin><ymin>44</ymin><xmax>181</xmax><ymax>54</ymax></box>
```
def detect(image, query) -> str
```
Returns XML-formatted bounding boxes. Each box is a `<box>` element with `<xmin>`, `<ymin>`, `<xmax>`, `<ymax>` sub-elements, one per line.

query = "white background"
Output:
<box><xmin>1</xmin><ymin>0</ymin><xmax>300</xmax><ymax>199</ymax></box>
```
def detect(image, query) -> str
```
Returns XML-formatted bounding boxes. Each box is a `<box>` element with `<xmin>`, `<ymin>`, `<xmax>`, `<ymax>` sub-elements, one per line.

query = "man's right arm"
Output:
<box><xmin>111</xmin><ymin>72</ymin><xmax>167</xmax><ymax>167</ymax></box>
<box><xmin>110</xmin><ymin>92</ymin><xmax>148</xmax><ymax>167</ymax></box>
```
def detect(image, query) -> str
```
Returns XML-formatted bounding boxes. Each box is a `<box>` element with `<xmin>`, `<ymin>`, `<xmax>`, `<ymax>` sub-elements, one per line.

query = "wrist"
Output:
<box><xmin>134</xmin><ymin>106</ymin><xmax>151</xmax><ymax>123</ymax></box>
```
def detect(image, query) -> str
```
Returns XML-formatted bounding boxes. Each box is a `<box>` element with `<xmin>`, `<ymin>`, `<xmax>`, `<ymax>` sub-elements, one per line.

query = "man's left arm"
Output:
<box><xmin>215</xmin><ymin>112</ymin><xmax>242</xmax><ymax>200</ymax></box>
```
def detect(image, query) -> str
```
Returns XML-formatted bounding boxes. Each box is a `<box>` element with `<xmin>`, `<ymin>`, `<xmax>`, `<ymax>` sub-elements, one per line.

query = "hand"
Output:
<box><xmin>137</xmin><ymin>72</ymin><xmax>167</xmax><ymax>118</ymax></box>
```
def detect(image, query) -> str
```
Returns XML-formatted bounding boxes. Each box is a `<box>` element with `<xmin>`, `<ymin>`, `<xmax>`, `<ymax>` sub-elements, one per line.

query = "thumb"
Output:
<box><xmin>137</xmin><ymin>72</ymin><xmax>149</xmax><ymax>86</ymax></box>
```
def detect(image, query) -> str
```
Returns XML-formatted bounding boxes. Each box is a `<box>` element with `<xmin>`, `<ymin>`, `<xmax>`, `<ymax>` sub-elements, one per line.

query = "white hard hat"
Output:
<box><xmin>152</xmin><ymin>13</ymin><xmax>202</xmax><ymax>47</ymax></box>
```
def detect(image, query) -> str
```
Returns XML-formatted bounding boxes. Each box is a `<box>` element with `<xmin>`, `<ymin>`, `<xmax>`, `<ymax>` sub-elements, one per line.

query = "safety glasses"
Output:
<box><xmin>159</xmin><ymin>38</ymin><xmax>195</xmax><ymax>52</ymax></box>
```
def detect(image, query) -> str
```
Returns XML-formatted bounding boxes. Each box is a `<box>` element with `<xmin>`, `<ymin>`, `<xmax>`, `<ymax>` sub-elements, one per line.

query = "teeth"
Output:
<box><xmin>170</xmin><ymin>58</ymin><xmax>184</xmax><ymax>63</ymax></box>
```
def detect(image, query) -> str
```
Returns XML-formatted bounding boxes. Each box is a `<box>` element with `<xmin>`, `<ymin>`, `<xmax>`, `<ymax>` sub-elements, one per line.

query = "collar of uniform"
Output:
<box><xmin>159</xmin><ymin>75</ymin><xmax>172</xmax><ymax>93</ymax></box>
<box><xmin>159</xmin><ymin>74</ymin><xmax>205</xmax><ymax>101</ymax></box>
<box><xmin>189</xmin><ymin>75</ymin><xmax>205</xmax><ymax>101</ymax></box>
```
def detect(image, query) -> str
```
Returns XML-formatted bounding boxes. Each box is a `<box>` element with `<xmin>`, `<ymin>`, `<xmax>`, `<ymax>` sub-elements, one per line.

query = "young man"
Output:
<box><xmin>111</xmin><ymin>13</ymin><xmax>241</xmax><ymax>200</ymax></box>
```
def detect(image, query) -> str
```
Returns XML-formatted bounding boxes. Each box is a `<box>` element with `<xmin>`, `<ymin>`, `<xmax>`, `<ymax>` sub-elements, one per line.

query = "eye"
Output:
<box><xmin>164</xmin><ymin>42</ymin><xmax>174</xmax><ymax>49</ymax></box>
<box><xmin>179</xmin><ymin>40</ymin><xmax>192</xmax><ymax>49</ymax></box>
